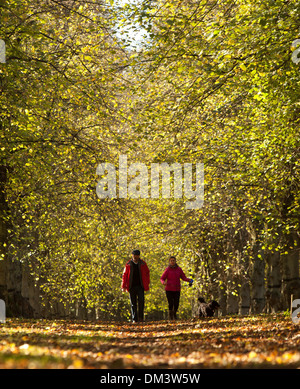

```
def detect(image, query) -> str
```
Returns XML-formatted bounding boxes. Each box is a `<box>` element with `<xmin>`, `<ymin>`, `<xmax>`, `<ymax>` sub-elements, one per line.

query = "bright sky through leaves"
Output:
<box><xmin>114</xmin><ymin>0</ymin><xmax>150</xmax><ymax>48</ymax></box>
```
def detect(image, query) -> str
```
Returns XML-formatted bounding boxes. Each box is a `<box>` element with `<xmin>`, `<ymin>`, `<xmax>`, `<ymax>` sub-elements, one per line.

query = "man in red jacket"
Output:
<box><xmin>122</xmin><ymin>249</ymin><xmax>150</xmax><ymax>323</ymax></box>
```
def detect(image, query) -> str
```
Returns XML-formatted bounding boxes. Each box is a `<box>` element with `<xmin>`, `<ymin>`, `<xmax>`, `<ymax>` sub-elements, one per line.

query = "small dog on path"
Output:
<box><xmin>198</xmin><ymin>297</ymin><xmax>220</xmax><ymax>317</ymax></box>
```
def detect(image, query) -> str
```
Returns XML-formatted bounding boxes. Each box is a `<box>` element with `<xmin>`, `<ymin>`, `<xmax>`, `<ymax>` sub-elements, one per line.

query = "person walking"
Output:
<box><xmin>160</xmin><ymin>256</ymin><xmax>193</xmax><ymax>320</ymax></box>
<box><xmin>121</xmin><ymin>249</ymin><xmax>150</xmax><ymax>323</ymax></box>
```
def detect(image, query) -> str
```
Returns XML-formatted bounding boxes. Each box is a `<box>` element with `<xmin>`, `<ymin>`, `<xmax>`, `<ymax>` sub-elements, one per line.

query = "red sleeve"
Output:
<box><xmin>160</xmin><ymin>268</ymin><xmax>168</xmax><ymax>284</ymax></box>
<box><xmin>121</xmin><ymin>263</ymin><xmax>130</xmax><ymax>290</ymax></box>
<box><xmin>179</xmin><ymin>267</ymin><xmax>190</xmax><ymax>282</ymax></box>
<box><xmin>144</xmin><ymin>262</ymin><xmax>150</xmax><ymax>291</ymax></box>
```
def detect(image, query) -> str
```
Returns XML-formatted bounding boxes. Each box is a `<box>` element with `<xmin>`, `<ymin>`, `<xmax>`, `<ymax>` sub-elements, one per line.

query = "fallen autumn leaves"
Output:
<box><xmin>0</xmin><ymin>314</ymin><xmax>299</xmax><ymax>369</ymax></box>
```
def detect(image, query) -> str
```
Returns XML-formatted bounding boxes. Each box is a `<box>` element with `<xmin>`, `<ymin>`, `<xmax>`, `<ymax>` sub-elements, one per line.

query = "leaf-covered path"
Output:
<box><xmin>0</xmin><ymin>314</ymin><xmax>299</xmax><ymax>369</ymax></box>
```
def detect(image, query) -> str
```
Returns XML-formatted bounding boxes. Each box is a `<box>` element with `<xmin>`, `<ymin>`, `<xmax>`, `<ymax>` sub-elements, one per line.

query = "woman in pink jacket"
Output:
<box><xmin>160</xmin><ymin>256</ymin><xmax>193</xmax><ymax>320</ymax></box>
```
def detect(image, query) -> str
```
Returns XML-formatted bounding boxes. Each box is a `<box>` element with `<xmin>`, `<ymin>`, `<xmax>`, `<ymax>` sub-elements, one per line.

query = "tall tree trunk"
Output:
<box><xmin>250</xmin><ymin>243</ymin><xmax>265</xmax><ymax>314</ymax></box>
<box><xmin>265</xmin><ymin>249</ymin><xmax>282</xmax><ymax>313</ymax></box>
<box><xmin>0</xmin><ymin>165</ymin><xmax>41</xmax><ymax>317</ymax></box>
<box><xmin>239</xmin><ymin>277</ymin><xmax>251</xmax><ymax>315</ymax></box>
<box><xmin>239</xmin><ymin>253</ymin><xmax>251</xmax><ymax>315</ymax></box>
<box><xmin>227</xmin><ymin>291</ymin><xmax>239</xmax><ymax>314</ymax></box>
<box><xmin>218</xmin><ymin>284</ymin><xmax>227</xmax><ymax>316</ymax></box>
<box><xmin>0</xmin><ymin>165</ymin><xmax>8</xmax><ymax>303</ymax></box>
<box><xmin>281</xmin><ymin>232</ymin><xmax>300</xmax><ymax>310</ymax></box>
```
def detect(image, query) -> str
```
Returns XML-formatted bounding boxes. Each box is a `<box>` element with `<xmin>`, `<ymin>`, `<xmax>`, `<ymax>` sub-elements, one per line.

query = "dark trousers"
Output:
<box><xmin>129</xmin><ymin>285</ymin><xmax>145</xmax><ymax>322</ymax></box>
<box><xmin>166</xmin><ymin>290</ymin><xmax>180</xmax><ymax>312</ymax></box>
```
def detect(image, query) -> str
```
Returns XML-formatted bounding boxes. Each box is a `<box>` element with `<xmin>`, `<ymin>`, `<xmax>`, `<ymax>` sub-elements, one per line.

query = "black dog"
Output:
<box><xmin>198</xmin><ymin>297</ymin><xmax>220</xmax><ymax>317</ymax></box>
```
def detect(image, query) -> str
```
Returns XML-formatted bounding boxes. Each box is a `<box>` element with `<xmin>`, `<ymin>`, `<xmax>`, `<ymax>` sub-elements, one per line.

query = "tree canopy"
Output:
<box><xmin>0</xmin><ymin>0</ymin><xmax>299</xmax><ymax>320</ymax></box>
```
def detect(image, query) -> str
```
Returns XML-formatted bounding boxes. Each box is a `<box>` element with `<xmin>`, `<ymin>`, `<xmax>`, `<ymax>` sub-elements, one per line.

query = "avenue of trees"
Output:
<box><xmin>0</xmin><ymin>0</ymin><xmax>299</xmax><ymax>320</ymax></box>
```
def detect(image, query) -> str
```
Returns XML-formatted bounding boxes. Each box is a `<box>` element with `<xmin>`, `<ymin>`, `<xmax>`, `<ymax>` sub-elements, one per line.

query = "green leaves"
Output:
<box><xmin>1</xmin><ymin>0</ymin><xmax>299</xmax><ymax>319</ymax></box>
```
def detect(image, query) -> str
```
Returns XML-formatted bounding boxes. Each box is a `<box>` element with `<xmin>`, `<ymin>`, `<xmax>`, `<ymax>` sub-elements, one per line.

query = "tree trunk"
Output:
<box><xmin>0</xmin><ymin>162</ymin><xmax>44</xmax><ymax>318</ymax></box>
<box><xmin>21</xmin><ymin>261</ymin><xmax>41</xmax><ymax>317</ymax></box>
<box><xmin>226</xmin><ymin>288</ymin><xmax>239</xmax><ymax>315</ymax></box>
<box><xmin>265</xmin><ymin>249</ymin><xmax>282</xmax><ymax>313</ymax></box>
<box><xmin>281</xmin><ymin>232</ymin><xmax>300</xmax><ymax>310</ymax></box>
<box><xmin>0</xmin><ymin>165</ymin><xmax>8</xmax><ymax>302</ymax></box>
<box><xmin>239</xmin><ymin>254</ymin><xmax>251</xmax><ymax>315</ymax></box>
<box><xmin>239</xmin><ymin>279</ymin><xmax>251</xmax><ymax>315</ymax></box>
<box><xmin>218</xmin><ymin>285</ymin><xmax>227</xmax><ymax>316</ymax></box>
<box><xmin>250</xmin><ymin>244</ymin><xmax>265</xmax><ymax>314</ymax></box>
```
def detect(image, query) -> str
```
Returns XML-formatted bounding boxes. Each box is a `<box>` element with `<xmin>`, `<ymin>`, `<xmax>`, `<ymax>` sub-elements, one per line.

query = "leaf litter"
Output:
<box><xmin>0</xmin><ymin>314</ymin><xmax>299</xmax><ymax>369</ymax></box>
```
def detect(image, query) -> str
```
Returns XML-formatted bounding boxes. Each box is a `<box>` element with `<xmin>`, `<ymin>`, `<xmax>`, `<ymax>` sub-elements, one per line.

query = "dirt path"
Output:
<box><xmin>0</xmin><ymin>314</ymin><xmax>299</xmax><ymax>369</ymax></box>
